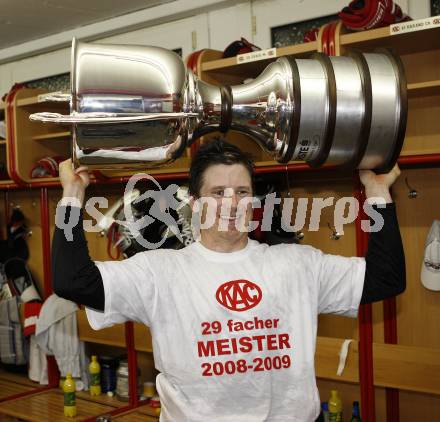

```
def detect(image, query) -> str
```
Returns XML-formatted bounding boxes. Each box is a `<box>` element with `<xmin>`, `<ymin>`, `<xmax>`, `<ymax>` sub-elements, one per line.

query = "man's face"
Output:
<box><xmin>193</xmin><ymin>163</ymin><xmax>254</xmax><ymax>243</ymax></box>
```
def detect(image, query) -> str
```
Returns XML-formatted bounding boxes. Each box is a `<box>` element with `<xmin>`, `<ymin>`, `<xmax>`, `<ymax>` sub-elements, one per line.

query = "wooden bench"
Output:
<box><xmin>0</xmin><ymin>369</ymin><xmax>37</xmax><ymax>386</ymax></box>
<box><xmin>0</xmin><ymin>389</ymin><xmax>118</xmax><ymax>421</ymax></box>
<box><xmin>0</xmin><ymin>369</ymin><xmax>39</xmax><ymax>401</ymax></box>
<box><xmin>114</xmin><ymin>411</ymin><xmax>158</xmax><ymax>421</ymax></box>
<box><xmin>0</xmin><ymin>379</ymin><xmax>34</xmax><ymax>400</ymax></box>
<box><xmin>112</xmin><ymin>403</ymin><xmax>159</xmax><ymax>421</ymax></box>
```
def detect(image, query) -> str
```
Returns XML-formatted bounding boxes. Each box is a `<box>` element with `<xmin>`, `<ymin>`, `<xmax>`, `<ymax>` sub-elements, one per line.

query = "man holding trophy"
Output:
<box><xmin>43</xmin><ymin>39</ymin><xmax>406</xmax><ymax>421</ymax></box>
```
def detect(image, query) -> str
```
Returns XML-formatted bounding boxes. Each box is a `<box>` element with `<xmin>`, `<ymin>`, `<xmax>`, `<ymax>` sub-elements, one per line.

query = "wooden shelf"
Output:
<box><xmin>199</xmin><ymin>25</ymin><xmax>440</xmax><ymax>77</ymax></box>
<box><xmin>17</xmin><ymin>97</ymin><xmax>40</xmax><ymax>107</ymax></box>
<box><xmin>0</xmin><ymin>140</ymin><xmax>6</xmax><ymax>145</ymax></box>
<box><xmin>76</xmin><ymin>390</ymin><xmax>127</xmax><ymax>408</ymax></box>
<box><xmin>0</xmin><ymin>373</ymin><xmax>47</xmax><ymax>420</ymax></box>
<box><xmin>0</xmin><ymin>180</ymin><xmax>16</xmax><ymax>187</ymax></box>
<box><xmin>99</xmin><ymin>164</ymin><xmax>190</xmax><ymax>179</ymax></box>
<box><xmin>340</xmin><ymin>24</ymin><xmax>440</xmax><ymax>54</ymax></box>
<box><xmin>76</xmin><ymin>309</ymin><xmax>153</xmax><ymax>352</ymax></box>
<box><xmin>77</xmin><ymin>309</ymin><xmax>126</xmax><ymax>348</ymax></box>
<box><xmin>315</xmin><ymin>337</ymin><xmax>440</xmax><ymax>395</ymax></box>
<box><xmin>0</xmin><ymin>369</ymin><xmax>38</xmax><ymax>401</ymax></box>
<box><xmin>8</xmin><ymin>88</ymin><xmax>69</xmax><ymax>184</ymax></box>
<box><xmin>407</xmin><ymin>80</ymin><xmax>440</xmax><ymax>97</ymax></box>
<box><xmin>401</xmin><ymin>135</ymin><xmax>440</xmax><ymax>156</ymax></box>
<box><xmin>17</xmin><ymin>96</ymin><xmax>69</xmax><ymax>107</ymax></box>
<box><xmin>114</xmin><ymin>412</ymin><xmax>158</xmax><ymax>421</ymax></box>
<box><xmin>0</xmin><ymin>379</ymin><xmax>34</xmax><ymax>401</ymax></box>
<box><xmin>32</xmin><ymin>131</ymin><xmax>71</xmax><ymax>141</ymax></box>
<box><xmin>201</xmin><ymin>41</ymin><xmax>317</xmax><ymax>75</ymax></box>
<box><xmin>0</xmin><ymin>369</ymin><xmax>37</xmax><ymax>387</ymax></box>
<box><xmin>29</xmin><ymin>176</ymin><xmax>60</xmax><ymax>183</ymax></box>
<box><xmin>0</xmin><ymin>389</ymin><xmax>117</xmax><ymax>422</ymax></box>
<box><xmin>138</xmin><ymin>404</ymin><xmax>161</xmax><ymax>418</ymax></box>
<box><xmin>98</xmin><ymin>153</ymin><xmax>191</xmax><ymax>179</ymax></box>
<box><xmin>114</xmin><ymin>404</ymin><xmax>159</xmax><ymax>421</ymax></box>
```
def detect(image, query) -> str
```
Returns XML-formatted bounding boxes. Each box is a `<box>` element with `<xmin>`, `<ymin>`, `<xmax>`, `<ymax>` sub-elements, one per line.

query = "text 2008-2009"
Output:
<box><xmin>201</xmin><ymin>354</ymin><xmax>291</xmax><ymax>377</ymax></box>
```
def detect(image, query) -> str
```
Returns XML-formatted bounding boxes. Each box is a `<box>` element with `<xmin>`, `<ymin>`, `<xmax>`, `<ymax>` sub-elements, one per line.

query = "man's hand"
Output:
<box><xmin>59</xmin><ymin>159</ymin><xmax>90</xmax><ymax>206</ymax></box>
<box><xmin>359</xmin><ymin>164</ymin><xmax>401</xmax><ymax>204</ymax></box>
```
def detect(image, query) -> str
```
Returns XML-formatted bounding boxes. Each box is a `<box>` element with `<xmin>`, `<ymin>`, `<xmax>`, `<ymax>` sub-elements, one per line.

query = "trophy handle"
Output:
<box><xmin>37</xmin><ymin>92</ymin><xmax>72</xmax><ymax>103</ymax></box>
<box><xmin>29</xmin><ymin>111</ymin><xmax>199</xmax><ymax>124</ymax></box>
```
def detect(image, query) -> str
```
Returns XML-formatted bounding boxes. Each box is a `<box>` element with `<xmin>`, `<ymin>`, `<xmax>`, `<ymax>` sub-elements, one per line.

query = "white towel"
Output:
<box><xmin>35</xmin><ymin>294</ymin><xmax>88</xmax><ymax>388</ymax></box>
<box><xmin>28</xmin><ymin>334</ymin><xmax>48</xmax><ymax>384</ymax></box>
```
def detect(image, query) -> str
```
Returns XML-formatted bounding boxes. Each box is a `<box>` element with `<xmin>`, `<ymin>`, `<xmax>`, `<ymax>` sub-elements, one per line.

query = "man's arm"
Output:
<box><xmin>359</xmin><ymin>165</ymin><xmax>406</xmax><ymax>304</ymax></box>
<box><xmin>361</xmin><ymin>203</ymin><xmax>405</xmax><ymax>303</ymax></box>
<box><xmin>52</xmin><ymin>160</ymin><xmax>105</xmax><ymax>311</ymax></box>
<box><xmin>52</xmin><ymin>205</ymin><xmax>105</xmax><ymax>311</ymax></box>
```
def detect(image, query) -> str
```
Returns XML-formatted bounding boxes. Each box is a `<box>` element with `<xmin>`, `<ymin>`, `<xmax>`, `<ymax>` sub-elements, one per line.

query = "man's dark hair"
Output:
<box><xmin>188</xmin><ymin>138</ymin><xmax>254</xmax><ymax>197</ymax></box>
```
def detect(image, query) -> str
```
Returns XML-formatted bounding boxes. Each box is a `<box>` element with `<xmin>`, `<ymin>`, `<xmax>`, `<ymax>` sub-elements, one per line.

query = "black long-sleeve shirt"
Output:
<box><xmin>52</xmin><ymin>203</ymin><xmax>405</xmax><ymax>312</ymax></box>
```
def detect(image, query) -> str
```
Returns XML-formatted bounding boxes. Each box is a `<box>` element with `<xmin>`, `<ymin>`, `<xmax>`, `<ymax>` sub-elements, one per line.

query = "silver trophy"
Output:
<box><xmin>30</xmin><ymin>38</ymin><xmax>407</xmax><ymax>172</ymax></box>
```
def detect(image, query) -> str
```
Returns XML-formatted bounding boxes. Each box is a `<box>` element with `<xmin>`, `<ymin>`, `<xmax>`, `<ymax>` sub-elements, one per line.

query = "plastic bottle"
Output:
<box><xmin>100</xmin><ymin>356</ymin><xmax>118</xmax><ymax>393</ymax></box>
<box><xmin>351</xmin><ymin>401</ymin><xmax>361</xmax><ymax>421</ymax></box>
<box><xmin>321</xmin><ymin>401</ymin><xmax>330</xmax><ymax>422</ymax></box>
<box><xmin>63</xmin><ymin>372</ymin><xmax>77</xmax><ymax>417</ymax></box>
<box><xmin>328</xmin><ymin>390</ymin><xmax>343</xmax><ymax>422</ymax></box>
<box><xmin>150</xmin><ymin>395</ymin><xmax>161</xmax><ymax>417</ymax></box>
<box><xmin>89</xmin><ymin>355</ymin><xmax>102</xmax><ymax>396</ymax></box>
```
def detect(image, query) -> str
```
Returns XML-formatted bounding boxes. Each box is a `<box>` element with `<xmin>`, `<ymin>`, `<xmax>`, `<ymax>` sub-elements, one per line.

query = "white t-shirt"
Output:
<box><xmin>86</xmin><ymin>239</ymin><xmax>365</xmax><ymax>422</ymax></box>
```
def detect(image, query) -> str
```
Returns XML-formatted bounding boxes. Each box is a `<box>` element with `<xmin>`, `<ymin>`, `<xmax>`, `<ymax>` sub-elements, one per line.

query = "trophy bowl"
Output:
<box><xmin>30</xmin><ymin>38</ymin><xmax>407</xmax><ymax>172</ymax></box>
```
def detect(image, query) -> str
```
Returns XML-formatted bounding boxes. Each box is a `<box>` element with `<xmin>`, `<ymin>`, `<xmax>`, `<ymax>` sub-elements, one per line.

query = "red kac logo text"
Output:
<box><xmin>216</xmin><ymin>280</ymin><xmax>262</xmax><ymax>312</ymax></box>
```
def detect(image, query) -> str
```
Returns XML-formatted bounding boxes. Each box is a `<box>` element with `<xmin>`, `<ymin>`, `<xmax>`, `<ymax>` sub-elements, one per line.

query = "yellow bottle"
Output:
<box><xmin>89</xmin><ymin>355</ymin><xmax>101</xmax><ymax>396</ymax></box>
<box><xmin>150</xmin><ymin>395</ymin><xmax>161</xmax><ymax>417</ymax></box>
<box><xmin>63</xmin><ymin>373</ymin><xmax>77</xmax><ymax>417</ymax></box>
<box><xmin>328</xmin><ymin>390</ymin><xmax>343</xmax><ymax>422</ymax></box>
